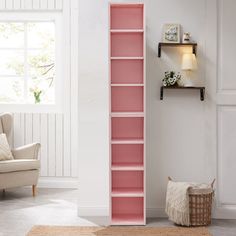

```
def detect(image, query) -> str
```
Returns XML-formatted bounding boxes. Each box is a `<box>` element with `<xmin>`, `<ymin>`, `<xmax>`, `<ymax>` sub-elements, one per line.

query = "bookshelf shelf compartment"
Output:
<box><xmin>112</xmin><ymin>197</ymin><xmax>144</xmax><ymax>225</ymax></box>
<box><xmin>110</xmin><ymin>4</ymin><xmax>143</xmax><ymax>30</ymax></box>
<box><xmin>111</xmin><ymin>86</ymin><xmax>143</xmax><ymax>112</ymax></box>
<box><xmin>111</xmin><ymin>32</ymin><xmax>143</xmax><ymax>57</ymax></box>
<box><xmin>112</xmin><ymin>170</ymin><xmax>143</xmax><ymax>192</ymax></box>
<box><xmin>112</xmin><ymin>117</ymin><xmax>143</xmax><ymax>140</ymax></box>
<box><xmin>111</xmin><ymin>59</ymin><xmax>143</xmax><ymax>84</ymax></box>
<box><xmin>112</xmin><ymin>144</ymin><xmax>143</xmax><ymax>167</ymax></box>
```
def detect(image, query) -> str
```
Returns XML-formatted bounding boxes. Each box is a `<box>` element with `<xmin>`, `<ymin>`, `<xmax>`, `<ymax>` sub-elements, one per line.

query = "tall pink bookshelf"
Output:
<box><xmin>109</xmin><ymin>3</ymin><xmax>146</xmax><ymax>225</ymax></box>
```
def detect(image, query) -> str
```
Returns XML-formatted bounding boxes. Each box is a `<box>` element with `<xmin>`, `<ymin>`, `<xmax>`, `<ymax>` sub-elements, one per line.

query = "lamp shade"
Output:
<box><xmin>181</xmin><ymin>53</ymin><xmax>197</xmax><ymax>71</ymax></box>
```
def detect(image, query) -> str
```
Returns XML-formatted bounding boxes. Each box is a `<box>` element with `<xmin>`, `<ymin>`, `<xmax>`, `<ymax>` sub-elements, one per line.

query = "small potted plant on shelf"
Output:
<box><xmin>162</xmin><ymin>71</ymin><xmax>181</xmax><ymax>87</ymax></box>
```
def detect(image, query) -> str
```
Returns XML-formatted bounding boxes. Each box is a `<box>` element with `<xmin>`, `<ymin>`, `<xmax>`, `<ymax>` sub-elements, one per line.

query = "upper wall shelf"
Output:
<box><xmin>158</xmin><ymin>42</ymin><xmax>197</xmax><ymax>58</ymax></box>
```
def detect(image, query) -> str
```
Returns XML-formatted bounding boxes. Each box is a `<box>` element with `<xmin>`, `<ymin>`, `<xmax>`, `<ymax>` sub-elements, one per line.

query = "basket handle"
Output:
<box><xmin>168</xmin><ymin>176</ymin><xmax>172</xmax><ymax>181</ymax></box>
<box><xmin>211</xmin><ymin>179</ymin><xmax>216</xmax><ymax>188</ymax></box>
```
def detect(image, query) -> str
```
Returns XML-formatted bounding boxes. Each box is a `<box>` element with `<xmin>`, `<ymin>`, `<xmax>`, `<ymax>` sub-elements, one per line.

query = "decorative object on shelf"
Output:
<box><xmin>158</xmin><ymin>42</ymin><xmax>197</xmax><ymax>58</ymax></box>
<box><xmin>162</xmin><ymin>71</ymin><xmax>181</xmax><ymax>87</ymax></box>
<box><xmin>160</xmin><ymin>86</ymin><xmax>205</xmax><ymax>101</ymax></box>
<box><xmin>182</xmin><ymin>32</ymin><xmax>191</xmax><ymax>43</ymax></box>
<box><xmin>181</xmin><ymin>53</ymin><xmax>197</xmax><ymax>87</ymax></box>
<box><xmin>162</xmin><ymin>24</ymin><xmax>180</xmax><ymax>43</ymax></box>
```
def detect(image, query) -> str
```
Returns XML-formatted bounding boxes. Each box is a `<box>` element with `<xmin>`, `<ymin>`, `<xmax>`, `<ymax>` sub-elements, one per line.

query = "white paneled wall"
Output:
<box><xmin>0</xmin><ymin>0</ymin><xmax>63</xmax><ymax>10</ymax></box>
<box><xmin>12</xmin><ymin>113</ymin><xmax>76</xmax><ymax>178</ymax></box>
<box><xmin>218</xmin><ymin>107</ymin><xmax>236</xmax><ymax>205</ymax></box>
<box><xmin>216</xmin><ymin>0</ymin><xmax>236</xmax><ymax>218</ymax></box>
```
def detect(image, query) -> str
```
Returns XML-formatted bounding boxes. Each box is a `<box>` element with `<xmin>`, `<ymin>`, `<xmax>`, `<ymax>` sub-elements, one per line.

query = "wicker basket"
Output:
<box><xmin>168</xmin><ymin>177</ymin><xmax>215</xmax><ymax>227</ymax></box>
<box><xmin>189</xmin><ymin>189</ymin><xmax>214</xmax><ymax>226</ymax></box>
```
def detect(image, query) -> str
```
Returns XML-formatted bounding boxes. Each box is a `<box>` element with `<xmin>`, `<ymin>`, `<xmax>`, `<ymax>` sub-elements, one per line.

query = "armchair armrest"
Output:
<box><xmin>12</xmin><ymin>143</ymin><xmax>41</xmax><ymax>160</ymax></box>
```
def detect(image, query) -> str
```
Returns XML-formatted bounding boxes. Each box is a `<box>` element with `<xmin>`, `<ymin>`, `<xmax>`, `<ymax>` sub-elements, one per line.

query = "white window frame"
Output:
<box><xmin>0</xmin><ymin>12</ymin><xmax>63</xmax><ymax>113</ymax></box>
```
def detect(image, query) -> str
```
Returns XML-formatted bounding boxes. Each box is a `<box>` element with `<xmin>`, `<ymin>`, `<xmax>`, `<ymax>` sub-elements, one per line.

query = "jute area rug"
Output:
<box><xmin>27</xmin><ymin>226</ymin><xmax>212</xmax><ymax>236</ymax></box>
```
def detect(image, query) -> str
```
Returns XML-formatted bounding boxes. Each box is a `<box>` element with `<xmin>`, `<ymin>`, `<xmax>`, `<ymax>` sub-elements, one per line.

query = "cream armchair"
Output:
<box><xmin>0</xmin><ymin>113</ymin><xmax>40</xmax><ymax>196</ymax></box>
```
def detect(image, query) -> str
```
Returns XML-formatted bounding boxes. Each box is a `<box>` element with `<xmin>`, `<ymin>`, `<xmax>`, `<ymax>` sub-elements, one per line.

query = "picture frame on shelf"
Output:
<box><xmin>162</xmin><ymin>24</ymin><xmax>180</xmax><ymax>43</ymax></box>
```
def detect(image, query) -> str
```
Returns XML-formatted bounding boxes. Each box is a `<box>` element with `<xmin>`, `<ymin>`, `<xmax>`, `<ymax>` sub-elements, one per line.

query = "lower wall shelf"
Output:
<box><xmin>160</xmin><ymin>86</ymin><xmax>205</xmax><ymax>101</ymax></box>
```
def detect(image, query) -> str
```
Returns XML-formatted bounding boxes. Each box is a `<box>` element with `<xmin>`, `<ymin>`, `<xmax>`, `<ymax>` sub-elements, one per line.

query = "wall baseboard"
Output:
<box><xmin>147</xmin><ymin>207</ymin><xmax>167</xmax><ymax>218</ymax></box>
<box><xmin>213</xmin><ymin>206</ymin><xmax>236</xmax><ymax>219</ymax></box>
<box><xmin>78</xmin><ymin>206</ymin><xmax>109</xmax><ymax>217</ymax></box>
<box><xmin>38</xmin><ymin>177</ymin><xmax>78</xmax><ymax>189</ymax></box>
<box><xmin>77</xmin><ymin>206</ymin><xmax>236</xmax><ymax>219</ymax></box>
<box><xmin>77</xmin><ymin>206</ymin><xmax>167</xmax><ymax>218</ymax></box>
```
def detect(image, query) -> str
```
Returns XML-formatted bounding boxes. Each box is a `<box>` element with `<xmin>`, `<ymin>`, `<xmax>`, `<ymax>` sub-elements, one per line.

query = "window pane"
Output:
<box><xmin>28</xmin><ymin>77</ymin><xmax>55</xmax><ymax>104</ymax></box>
<box><xmin>0</xmin><ymin>77</ymin><xmax>23</xmax><ymax>103</ymax></box>
<box><xmin>0</xmin><ymin>50</ymin><xmax>24</xmax><ymax>76</ymax></box>
<box><xmin>28</xmin><ymin>49</ymin><xmax>55</xmax><ymax>104</ymax></box>
<box><xmin>28</xmin><ymin>22</ymin><xmax>55</xmax><ymax>49</ymax></box>
<box><xmin>0</xmin><ymin>23</ymin><xmax>24</xmax><ymax>48</ymax></box>
<box><xmin>28</xmin><ymin>49</ymin><xmax>54</xmax><ymax>78</ymax></box>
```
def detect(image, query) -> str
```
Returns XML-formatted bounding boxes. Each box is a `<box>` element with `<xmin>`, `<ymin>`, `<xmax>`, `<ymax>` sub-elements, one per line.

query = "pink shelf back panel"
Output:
<box><xmin>111</xmin><ymin>86</ymin><xmax>143</xmax><ymax>112</ymax></box>
<box><xmin>112</xmin><ymin>144</ymin><xmax>143</xmax><ymax>165</ymax></box>
<box><xmin>110</xmin><ymin>5</ymin><xmax>143</xmax><ymax>29</ymax></box>
<box><xmin>112</xmin><ymin>117</ymin><xmax>144</xmax><ymax>140</ymax></box>
<box><xmin>111</xmin><ymin>33</ymin><xmax>143</xmax><ymax>57</ymax></box>
<box><xmin>112</xmin><ymin>170</ymin><xmax>143</xmax><ymax>190</ymax></box>
<box><xmin>111</xmin><ymin>59</ymin><xmax>143</xmax><ymax>84</ymax></box>
<box><xmin>111</xmin><ymin>214</ymin><xmax>144</xmax><ymax>224</ymax></box>
<box><xmin>112</xmin><ymin>197</ymin><xmax>144</xmax><ymax>217</ymax></box>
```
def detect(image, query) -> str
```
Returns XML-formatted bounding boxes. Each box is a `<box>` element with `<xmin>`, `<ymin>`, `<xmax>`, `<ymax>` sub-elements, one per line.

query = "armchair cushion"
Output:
<box><xmin>0</xmin><ymin>133</ymin><xmax>14</xmax><ymax>161</ymax></box>
<box><xmin>12</xmin><ymin>143</ymin><xmax>40</xmax><ymax>160</ymax></box>
<box><xmin>0</xmin><ymin>159</ymin><xmax>40</xmax><ymax>173</ymax></box>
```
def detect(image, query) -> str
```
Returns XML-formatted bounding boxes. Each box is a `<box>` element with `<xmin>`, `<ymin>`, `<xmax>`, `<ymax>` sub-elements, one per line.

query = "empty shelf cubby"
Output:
<box><xmin>111</xmin><ymin>32</ymin><xmax>143</xmax><ymax>57</ymax></box>
<box><xmin>110</xmin><ymin>5</ymin><xmax>143</xmax><ymax>30</ymax></box>
<box><xmin>112</xmin><ymin>170</ymin><xmax>144</xmax><ymax>194</ymax></box>
<box><xmin>112</xmin><ymin>144</ymin><xmax>144</xmax><ymax>167</ymax></box>
<box><xmin>112</xmin><ymin>197</ymin><xmax>144</xmax><ymax>224</ymax></box>
<box><xmin>111</xmin><ymin>86</ymin><xmax>143</xmax><ymax>112</ymax></box>
<box><xmin>111</xmin><ymin>117</ymin><xmax>144</xmax><ymax>141</ymax></box>
<box><xmin>111</xmin><ymin>59</ymin><xmax>143</xmax><ymax>84</ymax></box>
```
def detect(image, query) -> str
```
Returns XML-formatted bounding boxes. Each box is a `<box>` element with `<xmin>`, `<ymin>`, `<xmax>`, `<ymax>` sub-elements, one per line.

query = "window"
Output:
<box><xmin>0</xmin><ymin>13</ymin><xmax>63</xmax><ymax>112</ymax></box>
<box><xmin>0</xmin><ymin>21</ymin><xmax>55</xmax><ymax>104</ymax></box>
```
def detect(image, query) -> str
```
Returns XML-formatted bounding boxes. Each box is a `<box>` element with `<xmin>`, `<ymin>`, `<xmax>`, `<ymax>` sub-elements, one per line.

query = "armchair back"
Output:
<box><xmin>0</xmin><ymin>113</ymin><xmax>13</xmax><ymax>147</ymax></box>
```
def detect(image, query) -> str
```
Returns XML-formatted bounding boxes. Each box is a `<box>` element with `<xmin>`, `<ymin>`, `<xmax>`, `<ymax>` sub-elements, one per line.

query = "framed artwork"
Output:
<box><xmin>162</xmin><ymin>24</ymin><xmax>180</xmax><ymax>43</ymax></box>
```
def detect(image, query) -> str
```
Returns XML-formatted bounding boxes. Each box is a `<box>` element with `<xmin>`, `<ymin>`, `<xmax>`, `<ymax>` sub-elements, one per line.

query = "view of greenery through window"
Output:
<box><xmin>0</xmin><ymin>22</ymin><xmax>55</xmax><ymax>104</ymax></box>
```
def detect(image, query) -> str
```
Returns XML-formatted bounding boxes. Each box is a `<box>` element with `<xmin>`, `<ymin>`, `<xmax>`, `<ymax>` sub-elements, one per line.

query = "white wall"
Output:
<box><xmin>76</xmin><ymin>0</ymin><xmax>236</xmax><ymax>219</ymax></box>
<box><xmin>77</xmin><ymin>0</ymin><xmax>220</xmax><ymax>217</ymax></box>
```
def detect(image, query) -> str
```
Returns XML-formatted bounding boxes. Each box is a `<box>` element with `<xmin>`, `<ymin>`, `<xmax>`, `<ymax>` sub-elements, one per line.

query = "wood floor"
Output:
<box><xmin>0</xmin><ymin>188</ymin><xmax>236</xmax><ymax>236</ymax></box>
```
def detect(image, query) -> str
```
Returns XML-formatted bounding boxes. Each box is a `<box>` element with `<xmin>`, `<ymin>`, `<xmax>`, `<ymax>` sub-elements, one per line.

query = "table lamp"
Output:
<box><xmin>181</xmin><ymin>53</ymin><xmax>197</xmax><ymax>87</ymax></box>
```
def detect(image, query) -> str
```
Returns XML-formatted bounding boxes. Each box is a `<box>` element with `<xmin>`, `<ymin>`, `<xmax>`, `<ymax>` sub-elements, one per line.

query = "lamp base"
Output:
<box><xmin>183</xmin><ymin>77</ymin><xmax>194</xmax><ymax>87</ymax></box>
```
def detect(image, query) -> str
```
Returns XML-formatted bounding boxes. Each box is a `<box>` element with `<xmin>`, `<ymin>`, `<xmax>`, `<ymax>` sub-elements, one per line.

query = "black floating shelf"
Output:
<box><xmin>158</xmin><ymin>42</ymin><xmax>197</xmax><ymax>58</ymax></box>
<box><xmin>160</xmin><ymin>86</ymin><xmax>205</xmax><ymax>101</ymax></box>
